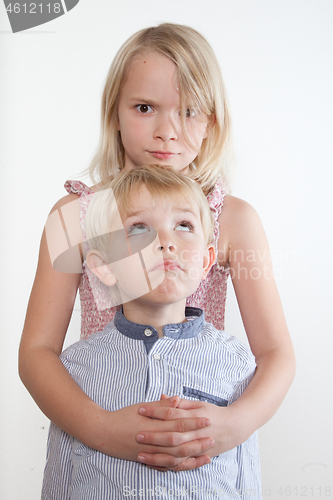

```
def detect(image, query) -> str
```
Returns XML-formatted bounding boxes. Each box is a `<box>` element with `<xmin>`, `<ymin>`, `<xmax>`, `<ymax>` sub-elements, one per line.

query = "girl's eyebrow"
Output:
<box><xmin>128</xmin><ymin>96</ymin><xmax>159</xmax><ymax>106</ymax></box>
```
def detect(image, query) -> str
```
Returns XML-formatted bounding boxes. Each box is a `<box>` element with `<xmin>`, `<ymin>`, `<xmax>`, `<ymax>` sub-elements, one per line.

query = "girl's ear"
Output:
<box><xmin>203</xmin><ymin>114</ymin><xmax>216</xmax><ymax>140</ymax></box>
<box><xmin>86</xmin><ymin>250</ymin><xmax>117</xmax><ymax>287</ymax></box>
<box><xmin>202</xmin><ymin>245</ymin><xmax>216</xmax><ymax>279</ymax></box>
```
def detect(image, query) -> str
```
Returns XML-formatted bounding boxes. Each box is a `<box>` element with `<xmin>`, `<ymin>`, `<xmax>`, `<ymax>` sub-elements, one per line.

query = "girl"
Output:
<box><xmin>19</xmin><ymin>23</ymin><xmax>295</xmax><ymax>472</ymax></box>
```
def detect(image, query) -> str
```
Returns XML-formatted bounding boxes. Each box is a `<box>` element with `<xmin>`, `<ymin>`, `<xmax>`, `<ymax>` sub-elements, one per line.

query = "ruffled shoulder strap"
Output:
<box><xmin>64</xmin><ymin>180</ymin><xmax>95</xmax><ymax>248</ymax></box>
<box><xmin>64</xmin><ymin>180</ymin><xmax>94</xmax><ymax>197</ymax></box>
<box><xmin>206</xmin><ymin>177</ymin><xmax>227</xmax><ymax>222</ymax></box>
<box><xmin>206</xmin><ymin>177</ymin><xmax>227</xmax><ymax>247</ymax></box>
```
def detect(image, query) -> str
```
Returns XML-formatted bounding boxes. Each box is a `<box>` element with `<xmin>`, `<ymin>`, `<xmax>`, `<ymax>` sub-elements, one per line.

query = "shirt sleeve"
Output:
<box><xmin>41</xmin><ymin>422</ymin><xmax>73</xmax><ymax>499</ymax></box>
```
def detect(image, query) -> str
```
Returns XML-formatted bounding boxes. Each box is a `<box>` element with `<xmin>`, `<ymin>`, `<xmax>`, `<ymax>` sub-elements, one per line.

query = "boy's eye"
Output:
<box><xmin>136</xmin><ymin>104</ymin><xmax>153</xmax><ymax>114</ymax></box>
<box><xmin>127</xmin><ymin>223</ymin><xmax>150</xmax><ymax>236</ymax></box>
<box><xmin>175</xmin><ymin>221</ymin><xmax>194</xmax><ymax>232</ymax></box>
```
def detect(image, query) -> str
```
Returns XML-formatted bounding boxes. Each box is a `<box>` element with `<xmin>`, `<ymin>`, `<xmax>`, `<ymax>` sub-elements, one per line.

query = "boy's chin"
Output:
<box><xmin>130</xmin><ymin>278</ymin><xmax>199</xmax><ymax>306</ymax></box>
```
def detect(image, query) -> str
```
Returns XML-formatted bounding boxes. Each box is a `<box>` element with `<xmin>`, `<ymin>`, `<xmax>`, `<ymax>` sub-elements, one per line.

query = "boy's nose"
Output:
<box><xmin>156</xmin><ymin>230</ymin><xmax>177</xmax><ymax>253</ymax></box>
<box><xmin>153</xmin><ymin>113</ymin><xmax>178</xmax><ymax>142</ymax></box>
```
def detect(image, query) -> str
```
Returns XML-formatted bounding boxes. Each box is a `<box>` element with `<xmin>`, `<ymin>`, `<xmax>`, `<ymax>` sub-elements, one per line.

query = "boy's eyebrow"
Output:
<box><xmin>124</xmin><ymin>209</ymin><xmax>146</xmax><ymax>219</ymax></box>
<box><xmin>174</xmin><ymin>207</ymin><xmax>198</xmax><ymax>217</ymax></box>
<box><xmin>124</xmin><ymin>207</ymin><xmax>198</xmax><ymax>219</ymax></box>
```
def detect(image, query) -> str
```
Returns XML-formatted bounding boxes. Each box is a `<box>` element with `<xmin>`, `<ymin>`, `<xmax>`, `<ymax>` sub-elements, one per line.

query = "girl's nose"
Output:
<box><xmin>153</xmin><ymin>113</ymin><xmax>178</xmax><ymax>142</ymax></box>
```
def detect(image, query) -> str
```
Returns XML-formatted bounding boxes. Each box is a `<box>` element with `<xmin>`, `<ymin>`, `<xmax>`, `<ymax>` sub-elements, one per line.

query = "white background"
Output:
<box><xmin>1</xmin><ymin>1</ymin><xmax>332</xmax><ymax>499</ymax></box>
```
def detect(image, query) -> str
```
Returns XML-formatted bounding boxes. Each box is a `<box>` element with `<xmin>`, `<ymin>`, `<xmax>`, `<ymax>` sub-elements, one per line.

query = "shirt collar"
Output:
<box><xmin>114</xmin><ymin>307</ymin><xmax>204</xmax><ymax>354</ymax></box>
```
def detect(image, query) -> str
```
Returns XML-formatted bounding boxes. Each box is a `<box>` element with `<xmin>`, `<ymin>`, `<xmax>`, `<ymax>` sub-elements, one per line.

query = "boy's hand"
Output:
<box><xmin>136</xmin><ymin>397</ymin><xmax>243</xmax><ymax>470</ymax></box>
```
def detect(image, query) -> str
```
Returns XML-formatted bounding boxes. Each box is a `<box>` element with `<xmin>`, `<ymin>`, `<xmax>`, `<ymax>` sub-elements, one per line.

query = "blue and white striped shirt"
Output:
<box><xmin>42</xmin><ymin>307</ymin><xmax>262</xmax><ymax>500</ymax></box>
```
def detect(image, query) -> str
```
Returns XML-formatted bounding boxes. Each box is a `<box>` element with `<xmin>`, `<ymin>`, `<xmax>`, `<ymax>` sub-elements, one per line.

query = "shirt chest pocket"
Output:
<box><xmin>183</xmin><ymin>386</ymin><xmax>229</xmax><ymax>407</ymax></box>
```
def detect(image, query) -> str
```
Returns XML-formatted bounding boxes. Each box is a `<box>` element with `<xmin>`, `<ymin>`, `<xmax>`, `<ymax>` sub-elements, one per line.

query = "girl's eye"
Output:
<box><xmin>178</xmin><ymin>108</ymin><xmax>196</xmax><ymax>118</ymax></box>
<box><xmin>127</xmin><ymin>223</ymin><xmax>150</xmax><ymax>236</ymax></box>
<box><xmin>136</xmin><ymin>104</ymin><xmax>153</xmax><ymax>114</ymax></box>
<box><xmin>175</xmin><ymin>221</ymin><xmax>194</xmax><ymax>232</ymax></box>
<box><xmin>186</xmin><ymin>108</ymin><xmax>196</xmax><ymax>118</ymax></box>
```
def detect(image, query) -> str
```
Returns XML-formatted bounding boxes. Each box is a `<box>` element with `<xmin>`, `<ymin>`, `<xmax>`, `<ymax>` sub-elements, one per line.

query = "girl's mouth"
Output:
<box><xmin>149</xmin><ymin>151</ymin><xmax>177</xmax><ymax>160</ymax></box>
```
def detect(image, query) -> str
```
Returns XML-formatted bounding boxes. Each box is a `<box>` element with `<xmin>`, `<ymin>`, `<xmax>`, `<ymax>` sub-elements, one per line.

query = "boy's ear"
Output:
<box><xmin>202</xmin><ymin>245</ymin><xmax>216</xmax><ymax>279</ymax></box>
<box><xmin>86</xmin><ymin>250</ymin><xmax>117</xmax><ymax>287</ymax></box>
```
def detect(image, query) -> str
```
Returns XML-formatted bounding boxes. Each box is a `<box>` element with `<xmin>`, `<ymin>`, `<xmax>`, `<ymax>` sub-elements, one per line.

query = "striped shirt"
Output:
<box><xmin>42</xmin><ymin>307</ymin><xmax>262</xmax><ymax>500</ymax></box>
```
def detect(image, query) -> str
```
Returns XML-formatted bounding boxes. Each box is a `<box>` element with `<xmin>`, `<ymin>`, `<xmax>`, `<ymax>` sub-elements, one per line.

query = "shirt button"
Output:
<box><xmin>144</xmin><ymin>329</ymin><xmax>153</xmax><ymax>337</ymax></box>
<box><xmin>152</xmin><ymin>353</ymin><xmax>161</xmax><ymax>361</ymax></box>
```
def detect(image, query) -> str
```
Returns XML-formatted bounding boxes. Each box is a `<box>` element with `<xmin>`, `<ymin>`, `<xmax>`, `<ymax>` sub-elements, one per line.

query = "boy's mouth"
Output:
<box><xmin>151</xmin><ymin>259</ymin><xmax>182</xmax><ymax>272</ymax></box>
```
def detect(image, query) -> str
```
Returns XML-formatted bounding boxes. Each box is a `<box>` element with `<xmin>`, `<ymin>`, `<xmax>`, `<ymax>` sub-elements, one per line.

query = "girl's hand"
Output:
<box><xmin>96</xmin><ymin>397</ymin><xmax>214</xmax><ymax>470</ymax></box>
<box><xmin>136</xmin><ymin>398</ymin><xmax>244</xmax><ymax>470</ymax></box>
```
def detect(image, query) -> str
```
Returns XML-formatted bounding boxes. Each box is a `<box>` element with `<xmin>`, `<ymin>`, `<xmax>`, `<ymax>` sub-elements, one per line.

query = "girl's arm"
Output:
<box><xmin>19</xmin><ymin>195</ymin><xmax>213</xmax><ymax>467</ymax></box>
<box><xmin>135</xmin><ymin>195</ymin><xmax>296</xmax><ymax>463</ymax></box>
<box><xmin>215</xmin><ymin>195</ymin><xmax>296</xmax><ymax>444</ymax></box>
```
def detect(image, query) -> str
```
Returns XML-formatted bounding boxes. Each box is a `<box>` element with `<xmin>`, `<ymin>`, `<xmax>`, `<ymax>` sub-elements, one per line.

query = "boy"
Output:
<box><xmin>42</xmin><ymin>166</ymin><xmax>261</xmax><ymax>499</ymax></box>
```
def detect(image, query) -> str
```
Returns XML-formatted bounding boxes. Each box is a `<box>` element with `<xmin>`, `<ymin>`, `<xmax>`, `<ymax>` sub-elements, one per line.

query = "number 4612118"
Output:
<box><xmin>6</xmin><ymin>3</ymin><xmax>62</xmax><ymax>14</ymax></box>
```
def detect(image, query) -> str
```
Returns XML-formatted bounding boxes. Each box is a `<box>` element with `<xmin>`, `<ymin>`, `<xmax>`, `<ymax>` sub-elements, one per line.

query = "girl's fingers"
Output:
<box><xmin>169</xmin><ymin>454</ymin><xmax>211</xmax><ymax>471</ymax></box>
<box><xmin>159</xmin><ymin>395</ymin><xmax>204</xmax><ymax>410</ymax></box>
<box><xmin>146</xmin><ymin>454</ymin><xmax>211</xmax><ymax>472</ymax></box>
<box><xmin>159</xmin><ymin>395</ymin><xmax>181</xmax><ymax>407</ymax></box>
<box><xmin>137</xmin><ymin>417</ymin><xmax>211</xmax><ymax>446</ymax></box>
<box><xmin>139</xmin><ymin>403</ymin><xmax>205</xmax><ymax>420</ymax></box>
<box><xmin>160</xmin><ymin>394</ymin><xmax>170</xmax><ymax>400</ymax></box>
<box><xmin>138</xmin><ymin>438</ymin><xmax>213</xmax><ymax>464</ymax></box>
<box><xmin>175</xmin><ymin>399</ymin><xmax>205</xmax><ymax>410</ymax></box>
<box><xmin>137</xmin><ymin>434</ymin><xmax>214</xmax><ymax>457</ymax></box>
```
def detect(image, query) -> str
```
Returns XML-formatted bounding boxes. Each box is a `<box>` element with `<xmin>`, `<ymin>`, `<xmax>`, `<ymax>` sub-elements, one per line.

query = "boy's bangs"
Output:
<box><xmin>148</xmin><ymin>185</ymin><xmax>198</xmax><ymax>214</ymax></box>
<box><xmin>119</xmin><ymin>180</ymin><xmax>196</xmax><ymax>217</ymax></box>
<box><xmin>97</xmin><ymin>166</ymin><xmax>215</xmax><ymax>246</ymax></box>
<box><xmin>119</xmin><ymin>178</ymin><xmax>214</xmax><ymax>246</ymax></box>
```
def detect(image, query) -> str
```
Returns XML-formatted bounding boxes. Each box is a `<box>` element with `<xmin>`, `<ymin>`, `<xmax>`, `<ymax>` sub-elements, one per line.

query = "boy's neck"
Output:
<box><xmin>122</xmin><ymin>300</ymin><xmax>187</xmax><ymax>337</ymax></box>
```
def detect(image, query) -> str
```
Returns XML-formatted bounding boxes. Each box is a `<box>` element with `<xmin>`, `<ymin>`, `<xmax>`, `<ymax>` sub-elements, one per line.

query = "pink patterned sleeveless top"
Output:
<box><xmin>65</xmin><ymin>179</ymin><xmax>230</xmax><ymax>339</ymax></box>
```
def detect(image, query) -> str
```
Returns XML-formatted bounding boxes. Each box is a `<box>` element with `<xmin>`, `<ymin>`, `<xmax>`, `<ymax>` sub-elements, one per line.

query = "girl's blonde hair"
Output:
<box><xmin>88</xmin><ymin>23</ymin><xmax>234</xmax><ymax>195</ymax></box>
<box><xmin>85</xmin><ymin>165</ymin><xmax>215</xmax><ymax>262</ymax></box>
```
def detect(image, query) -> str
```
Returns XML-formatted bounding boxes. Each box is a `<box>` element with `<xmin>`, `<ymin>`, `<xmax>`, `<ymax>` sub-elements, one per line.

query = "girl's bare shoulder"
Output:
<box><xmin>50</xmin><ymin>192</ymin><xmax>80</xmax><ymax>212</ymax></box>
<box><xmin>220</xmin><ymin>194</ymin><xmax>262</xmax><ymax>236</ymax></box>
<box><xmin>49</xmin><ymin>182</ymin><xmax>101</xmax><ymax>213</ymax></box>
<box><xmin>221</xmin><ymin>194</ymin><xmax>259</xmax><ymax>222</ymax></box>
<box><xmin>218</xmin><ymin>195</ymin><xmax>266</xmax><ymax>265</ymax></box>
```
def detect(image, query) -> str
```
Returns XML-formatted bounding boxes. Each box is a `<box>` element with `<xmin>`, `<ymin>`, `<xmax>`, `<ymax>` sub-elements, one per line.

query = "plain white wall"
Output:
<box><xmin>1</xmin><ymin>1</ymin><xmax>332</xmax><ymax>498</ymax></box>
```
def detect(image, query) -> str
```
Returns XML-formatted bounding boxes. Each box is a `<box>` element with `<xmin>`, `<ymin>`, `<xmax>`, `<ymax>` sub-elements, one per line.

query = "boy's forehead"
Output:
<box><xmin>121</xmin><ymin>184</ymin><xmax>202</xmax><ymax>219</ymax></box>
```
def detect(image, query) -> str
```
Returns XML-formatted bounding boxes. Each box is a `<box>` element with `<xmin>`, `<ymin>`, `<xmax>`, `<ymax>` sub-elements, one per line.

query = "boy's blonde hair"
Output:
<box><xmin>85</xmin><ymin>165</ymin><xmax>215</xmax><ymax>262</ymax></box>
<box><xmin>88</xmin><ymin>23</ymin><xmax>234</xmax><ymax>195</ymax></box>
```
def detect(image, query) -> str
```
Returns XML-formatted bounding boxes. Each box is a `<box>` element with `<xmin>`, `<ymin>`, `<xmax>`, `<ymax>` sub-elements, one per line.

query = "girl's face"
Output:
<box><xmin>117</xmin><ymin>52</ymin><xmax>208</xmax><ymax>174</ymax></box>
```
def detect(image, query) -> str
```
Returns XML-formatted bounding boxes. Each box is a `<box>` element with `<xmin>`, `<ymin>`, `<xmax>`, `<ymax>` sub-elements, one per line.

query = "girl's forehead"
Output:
<box><xmin>124</xmin><ymin>52</ymin><xmax>178</xmax><ymax>92</ymax></box>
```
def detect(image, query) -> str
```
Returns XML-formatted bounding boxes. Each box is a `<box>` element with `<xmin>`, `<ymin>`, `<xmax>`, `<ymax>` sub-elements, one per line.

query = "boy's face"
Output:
<box><xmin>100</xmin><ymin>185</ymin><xmax>215</xmax><ymax>308</ymax></box>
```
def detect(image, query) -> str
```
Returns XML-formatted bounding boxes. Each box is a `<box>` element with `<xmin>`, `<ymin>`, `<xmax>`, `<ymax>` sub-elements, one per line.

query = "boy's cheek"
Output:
<box><xmin>112</xmin><ymin>255</ymin><xmax>151</xmax><ymax>299</ymax></box>
<box><xmin>179</xmin><ymin>249</ymin><xmax>204</xmax><ymax>263</ymax></box>
<box><xmin>147</xmin><ymin>268</ymin><xmax>166</xmax><ymax>290</ymax></box>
